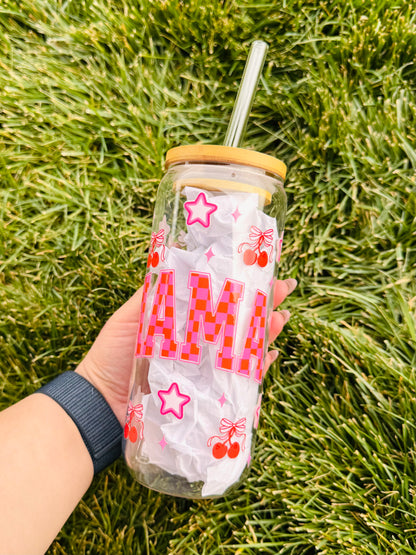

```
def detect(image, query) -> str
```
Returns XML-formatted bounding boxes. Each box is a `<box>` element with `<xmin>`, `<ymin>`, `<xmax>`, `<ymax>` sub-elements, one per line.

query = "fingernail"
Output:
<box><xmin>268</xmin><ymin>350</ymin><xmax>279</xmax><ymax>364</ymax></box>
<box><xmin>285</xmin><ymin>278</ymin><xmax>297</xmax><ymax>295</ymax></box>
<box><xmin>281</xmin><ymin>310</ymin><xmax>291</xmax><ymax>324</ymax></box>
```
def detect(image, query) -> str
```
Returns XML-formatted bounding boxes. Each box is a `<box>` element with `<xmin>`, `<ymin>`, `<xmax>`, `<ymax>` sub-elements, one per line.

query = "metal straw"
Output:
<box><xmin>224</xmin><ymin>40</ymin><xmax>269</xmax><ymax>148</ymax></box>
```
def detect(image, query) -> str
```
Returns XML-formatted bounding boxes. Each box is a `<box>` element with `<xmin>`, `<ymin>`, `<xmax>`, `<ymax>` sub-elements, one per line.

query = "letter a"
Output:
<box><xmin>135</xmin><ymin>272</ymin><xmax>152</xmax><ymax>357</ymax></box>
<box><xmin>142</xmin><ymin>270</ymin><xmax>178</xmax><ymax>359</ymax></box>
<box><xmin>236</xmin><ymin>290</ymin><xmax>267</xmax><ymax>383</ymax></box>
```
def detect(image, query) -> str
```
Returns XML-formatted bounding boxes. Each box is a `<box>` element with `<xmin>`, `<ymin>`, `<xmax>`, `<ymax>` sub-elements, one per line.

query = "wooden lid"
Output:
<box><xmin>165</xmin><ymin>145</ymin><xmax>286</xmax><ymax>180</ymax></box>
<box><xmin>174</xmin><ymin>178</ymin><xmax>273</xmax><ymax>203</ymax></box>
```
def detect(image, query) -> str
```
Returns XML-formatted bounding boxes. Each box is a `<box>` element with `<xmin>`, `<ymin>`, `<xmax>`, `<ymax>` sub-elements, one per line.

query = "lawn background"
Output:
<box><xmin>1</xmin><ymin>0</ymin><xmax>416</xmax><ymax>553</ymax></box>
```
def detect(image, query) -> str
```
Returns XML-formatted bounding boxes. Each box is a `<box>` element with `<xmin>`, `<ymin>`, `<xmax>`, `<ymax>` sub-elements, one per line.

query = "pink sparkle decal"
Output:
<box><xmin>159</xmin><ymin>436</ymin><xmax>167</xmax><ymax>450</ymax></box>
<box><xmin>218</xmin><ymin>393</ymin><xmax>227</xmax><ymax>407</ymax></box>
<box><xmin>205</xmin><ymin>247</ymin><xmax>215</xmax><ymax>262</ymax></box>
<box><xmin>231</xmin><ymin>207</ymin><xmax>242</xmax><ymax>222</ymax></box>
<box><xmin>158</xmin><ymin>382</ymin><xmax>191</xmax><ymax>419</ymax></box>
<box><xmin>184</xmin><ymin>192</ymin><xmax>217</xmax><ymax>228</ymax></box>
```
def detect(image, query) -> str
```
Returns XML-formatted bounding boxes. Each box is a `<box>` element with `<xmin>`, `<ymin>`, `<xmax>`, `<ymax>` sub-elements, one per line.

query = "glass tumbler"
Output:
<box><xmin>123</xmin><ymin>145</ymin><xmax>287</xmax><ymax>498</ymax></box>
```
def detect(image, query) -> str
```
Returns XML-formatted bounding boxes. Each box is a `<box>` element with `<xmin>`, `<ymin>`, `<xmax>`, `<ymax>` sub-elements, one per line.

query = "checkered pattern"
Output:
<box><xmin>237</xmin><ymin>290</ymin><xmax>267</xmax><ymax>383</ymax></box>
<box><xmin>143</xmin><ymin>270</ymin><xmax>178</xmax><ymax>358</ymax></box>
<box><xmin>179</xmin><ymin>272</ymin><xmax>244</xmax><ymax>370</ymax></box>
<box><xmin>135</xmin><ymin>273</ymin><xmax>151</xmax><ymax>357</ymax></box>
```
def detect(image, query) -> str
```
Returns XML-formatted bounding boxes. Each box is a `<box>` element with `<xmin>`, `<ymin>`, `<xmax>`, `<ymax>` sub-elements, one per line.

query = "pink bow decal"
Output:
<box><xmin>238</xmin><ymin>226</ymin><xmax>274</xmax><ymax>254</ymax></box>
<box><xmin>150</xmin><ymin>229</ymin><xmax>166</xmax><ymax>260</ymax></box>
<box><xmin>238</xmin><ymin>226</ymin><xmax>274</xmax><ymax>267</ymax></box>
<box><xmin>248</xmin><ymin>226</ymin><xmax>274</xmax><ymax>247</ymax></box>
<box><xmin>125</xmin><ymin>402</ymin><xmax>144</xmax><ymax>441</ymax></box>
<box><xmin>207</xmin><ymin>417</ymin><xmax>246</xmax><ymax>451</ymax></box>
<box><xmin>128</xmin><ymin>401</ymin><xmax>143</xmax><ymax>421</ymax></box>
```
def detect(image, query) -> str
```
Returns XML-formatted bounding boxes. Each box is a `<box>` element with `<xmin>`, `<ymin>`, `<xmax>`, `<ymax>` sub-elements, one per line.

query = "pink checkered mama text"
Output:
<box><xmin>135</xmin><ymin>269</ymin><xmax>268</xmax><ymax>384</ymax></box>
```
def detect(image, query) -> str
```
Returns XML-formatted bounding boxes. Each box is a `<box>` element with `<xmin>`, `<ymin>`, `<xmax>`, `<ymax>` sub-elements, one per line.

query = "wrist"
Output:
<box><xmin>75</xmin><ymin>360</ymin><xmax>126</xmax><ymax>426</ymax></box>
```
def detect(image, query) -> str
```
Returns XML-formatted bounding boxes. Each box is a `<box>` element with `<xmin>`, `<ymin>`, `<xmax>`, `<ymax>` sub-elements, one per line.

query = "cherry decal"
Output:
<box><xmin>228</xmin><ymin>442</ymin><xmax>240</xmax><ymax>459</ymax></box>
<box><xmin>147</xmin><ymin>229</ymin><xmax>166</xmax><ymax>268</ymax></box>
<box><xmin>243</xmin><ymin>249</ymin><xmax>257</xmax><ymax>266</ymax></box>
<box><xmin>212</xmin><ymin>442</ymin><xmax>228</xmax><ymax>459</ymax></box>
<box><xmin>124</xmin><ymin>402</ymin><xmax>144</xmax><ymax>443</ymax></box>
<box><xmin>151</xmin><ymin>251</ymin><xmax>159</xmax><ymax>268</ymax></box>
<box><xmin>129</xmin><ymin>426</ymin><xmax>138</xmax><ymax>443</ymax></box>
<box><xmin>207</xmin><ymin>418</ymin><xmax>246</xmax><ymax>459</ymax></box>
<box><xmin>238</xmin><ymin>226</ymin><xmax>274</xmax><ymax>268</ymax></box>
<box><xmin>257</xmin><ymin>250</ymin><xmax>268</xmax><ymax>268</ymax></box>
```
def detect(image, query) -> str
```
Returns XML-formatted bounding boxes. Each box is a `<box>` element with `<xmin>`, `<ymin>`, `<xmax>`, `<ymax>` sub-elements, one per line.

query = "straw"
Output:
<box><xmin>224</xmin><ymin>40</ymin><xmax>269</xmax><ymax>148</ymax></box>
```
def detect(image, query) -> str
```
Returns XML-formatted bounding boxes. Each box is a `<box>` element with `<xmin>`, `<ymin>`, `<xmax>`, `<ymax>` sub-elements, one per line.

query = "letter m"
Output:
<box><xmin>179</xmin><ymin>272</ymin><xmax>244</xmax><ymax>372</ymax></box>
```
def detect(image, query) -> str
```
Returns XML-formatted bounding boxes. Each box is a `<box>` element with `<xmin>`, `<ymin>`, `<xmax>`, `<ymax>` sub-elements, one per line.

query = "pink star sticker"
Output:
<box><xmin>184</xmin><ymin>192</ymin><xmax>217</xmax><ymax>228</ymax></box>
<box><xmin>158</xmin><ymin>382</ymin><xmax>191</xmax><ymax>419</ymax></box>
<box><xmin>231</xmin><ymin>206</ymin><xmax>242</xmax><ymax>222</ymax></box>
<box><xmin>218</xmin><ymin>393</ymin><xmax>227</xmax><ymax>407</ymax></box>
<box><xmin>159</xmin><ymin>436</ymin><xmax>167</xmax><ymax>450</ymax></box>
<box><xmin>205</xmin><ymin>247</ymin><xmax>215</xmax><ymax>262</ymax></box>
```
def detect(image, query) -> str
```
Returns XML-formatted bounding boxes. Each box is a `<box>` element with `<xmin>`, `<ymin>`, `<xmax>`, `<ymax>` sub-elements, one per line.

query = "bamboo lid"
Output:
<box><xmin>165</xmin><ymin>145</ymin><xmax>286</xmax><ymax>180</ymax></box>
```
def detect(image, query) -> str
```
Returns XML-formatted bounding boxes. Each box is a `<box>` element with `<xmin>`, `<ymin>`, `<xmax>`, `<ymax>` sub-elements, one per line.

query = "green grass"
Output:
<box><xmin>1</xmin><ymin>0</ymin><xmax>416</xmax><ymax>553</ymax></box>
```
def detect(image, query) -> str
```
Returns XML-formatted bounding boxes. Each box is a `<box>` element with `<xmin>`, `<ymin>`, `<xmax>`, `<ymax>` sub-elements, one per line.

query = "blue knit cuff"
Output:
<box><xmin>37</xmin><ymin>371</ymin><xmax>122</xmax><ymax>474</ymax></box>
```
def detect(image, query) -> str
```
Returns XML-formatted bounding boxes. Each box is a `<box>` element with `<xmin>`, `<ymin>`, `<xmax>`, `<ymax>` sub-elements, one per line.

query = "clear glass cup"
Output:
<box><xmin>123</xmin><ymin>145</ymin><xmax>287</xmax><ymax>498</ymax></box>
